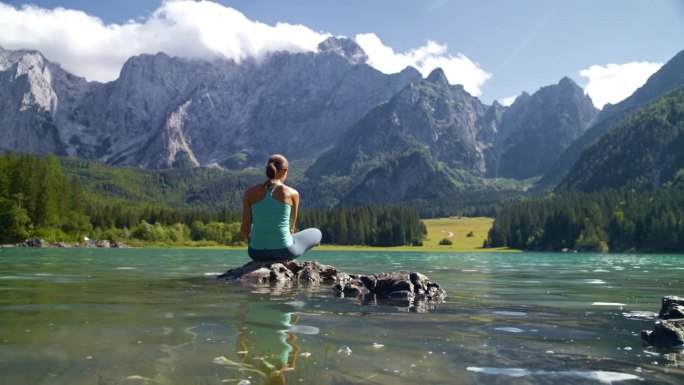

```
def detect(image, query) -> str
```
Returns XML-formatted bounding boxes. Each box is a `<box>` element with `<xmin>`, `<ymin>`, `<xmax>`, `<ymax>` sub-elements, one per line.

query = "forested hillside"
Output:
<box><xmin>0</xmin><ymin>152</ymin><xmax>427</xmax><ymax>247</ymax></box>
<box><xmin>558</xmin><ymin>86</ymin><xmax>684</xmax><ymax>192</ymax></box>
<box><xmin>0</xmin><ymin>152</ymin><xmax>242</xmax><ymax>245</ymax></box>
<box><xmin>487</xmin><ymin>188</ymin><xmax>684</xmax><ymax>252</ymax></box>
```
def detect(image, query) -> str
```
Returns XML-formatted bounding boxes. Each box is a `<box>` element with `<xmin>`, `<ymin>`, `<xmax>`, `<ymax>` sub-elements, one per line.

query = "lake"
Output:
<box><xmin>0</xmin><ymin>248</ymin><xmax>682</xmax><ymax>385</ymax></box>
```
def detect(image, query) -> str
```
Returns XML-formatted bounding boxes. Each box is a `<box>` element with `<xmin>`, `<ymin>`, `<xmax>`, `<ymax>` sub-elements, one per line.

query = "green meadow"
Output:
<box><xmin>317</xmin><ymin>217</ymin><xmax>515</xmax><ymax>252</ymax></box>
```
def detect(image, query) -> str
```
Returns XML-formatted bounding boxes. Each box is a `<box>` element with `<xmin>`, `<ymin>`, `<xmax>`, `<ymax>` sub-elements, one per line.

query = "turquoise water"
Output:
<box><xmin>0</xmin><ymin>248</ymin><xmax>682</xmax><ymax>385</ymax></box>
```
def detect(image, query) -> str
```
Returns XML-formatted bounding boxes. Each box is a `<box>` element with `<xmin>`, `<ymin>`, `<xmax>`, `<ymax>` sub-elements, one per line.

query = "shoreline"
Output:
<box><xmin>0</xmin><ymin>241</ymin><xmax>515</xmax><ymax>252</ymax></box>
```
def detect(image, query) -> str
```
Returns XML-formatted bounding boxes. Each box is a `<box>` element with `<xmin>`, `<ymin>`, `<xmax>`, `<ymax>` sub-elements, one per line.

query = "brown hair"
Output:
<box><xmin>265</xmin><ymin>154</ymin><xmax>288</xmax><ymax>180</ymax></box>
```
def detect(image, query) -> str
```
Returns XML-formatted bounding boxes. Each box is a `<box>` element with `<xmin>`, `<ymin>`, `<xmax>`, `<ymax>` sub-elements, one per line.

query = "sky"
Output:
<box><xmin>0</xmin><ymin>0</ymin><xmax>682</xmax><ymax>108</ymax></box>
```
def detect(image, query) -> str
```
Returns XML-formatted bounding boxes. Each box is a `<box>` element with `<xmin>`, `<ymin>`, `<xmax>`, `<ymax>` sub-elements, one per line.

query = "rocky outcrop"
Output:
<box><xmin>217</xmin><ymin>260</ymin><xmax>447</xmax><ymax>309</ymax></box>
<box><xmin>491</xmin><ymin>77</ymin><xmax>599</xmax><ymax>179</ymax></box>
<box><xmin>641</xmin><ymin>295</ymin><xmax>684</xmax><ymax>349</ymax></box>
<box><xmin>307</xmin><ymin>70</ymin><xmax>492</xmax><ymax>179</ymax></box>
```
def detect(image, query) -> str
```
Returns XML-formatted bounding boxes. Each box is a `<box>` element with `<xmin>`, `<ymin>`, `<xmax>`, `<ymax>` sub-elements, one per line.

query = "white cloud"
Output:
<box><xmin>0</xmin><ymin>1</ymin><xmax>329</xmax><ymax>82</ymax></box>
<box><xmin>0</xmin><ymin>1</ymin><xmax>492</xmax><ymax>96</ymax></box>
<box><xmin>580</xmin><ymin>62</ymin><xmax>662</xmax><ymax>109</ymax></box>
<box><xmin>498</xmin><ymin>95</ymin><xmax>519</xmax><ymax>107</ymax></box>
<box><xmin>355</xmin><ymin>33</ymin><xmax>491</xmax><ymax>97</ymax></box>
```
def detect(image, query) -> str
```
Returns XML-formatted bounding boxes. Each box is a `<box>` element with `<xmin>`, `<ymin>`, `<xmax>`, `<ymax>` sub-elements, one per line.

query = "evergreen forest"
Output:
<box><xmin>0</xmin><ymin>152</ymin><xmax>426</xmax><ymax>247</ymax></box>
<box><xmin>486</xmin><ymin>188</ymin><xmax>684</xmax><ymax>252</ymax></box>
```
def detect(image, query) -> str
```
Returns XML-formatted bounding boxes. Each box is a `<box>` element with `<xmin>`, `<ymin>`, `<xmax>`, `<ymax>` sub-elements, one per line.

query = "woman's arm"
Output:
<box><xmin>239</xmin><ymin>191</ymin><xmax>252</xmax><ymax>242</ymax></box>
<box><xmin>289</xmin><ymin>189</ymin><xmax>300</xmax><ymax>233</ymax></box>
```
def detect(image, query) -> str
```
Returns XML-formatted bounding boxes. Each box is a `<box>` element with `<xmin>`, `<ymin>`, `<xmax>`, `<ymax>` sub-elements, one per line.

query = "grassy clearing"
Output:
<box><xmin>317</xmin><ymin>217</ymin><xmax>516</xmax><ymax>252</ymax></box>
<box><xmin>421</xmin><ymin>217</ymin><xmax>506</xmax><ymax>251</ymax></box>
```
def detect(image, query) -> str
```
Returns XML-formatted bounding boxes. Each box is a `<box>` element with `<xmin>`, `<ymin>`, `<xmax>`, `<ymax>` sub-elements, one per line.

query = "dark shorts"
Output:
<box><xmin>248</xmin><ymin>228</ymin><xmax>322</xmax><ymax>263</ymax></box>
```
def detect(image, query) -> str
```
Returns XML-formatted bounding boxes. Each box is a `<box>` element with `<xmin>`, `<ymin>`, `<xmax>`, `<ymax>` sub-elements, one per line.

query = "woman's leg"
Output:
<box><xmin>248</xmin><ymin>228</ymin><xmax>321</xmax><ymax>262</ymax></box>
<box><xmin>248</xmin><ymin>247</ymin><xmax>291</xmax><ymax>262</ymax></box>
<box><xmin>287</xmin><ymin>228</ymin><xmax>322</xmax><ymax>258</ymax></box>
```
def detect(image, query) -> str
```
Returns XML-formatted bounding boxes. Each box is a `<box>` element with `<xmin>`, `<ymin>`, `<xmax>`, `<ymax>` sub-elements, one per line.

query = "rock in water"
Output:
<box><xmin>217</xmin><ymin>260</ymin><xmax>341</xmax><ymax>285</ymax></box>
<box><xmin>333</xmin><ymin>270</ymin><xmax>447</xmax><ymax>302</ymax></box>
<box><xmin>641</xmin><ymin>295</ymin><xmax>684</xmax><ymax>349</ymax></box>
<box><xmin>217</xmin><ymin>260</ymin><xmax>447</xmax><ymax>310</ymax></box>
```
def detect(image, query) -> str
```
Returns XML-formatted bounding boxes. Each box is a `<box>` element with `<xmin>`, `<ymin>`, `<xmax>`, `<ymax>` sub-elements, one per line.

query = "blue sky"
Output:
<box><xmin>1</xmin><ymin>0</ymin><xmax>682</xmax><ymax>108</ymax></box>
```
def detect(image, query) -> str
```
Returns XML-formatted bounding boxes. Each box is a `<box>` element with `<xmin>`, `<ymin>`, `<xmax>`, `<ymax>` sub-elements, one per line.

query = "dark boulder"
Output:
<box><xmin>334</xmin><ymin>270</ymin><xmax>447</xmax><ymax>303</ymax></box>
<box><xmin>641</xmin><ymin>295</ymin><xmax>684</xmax><ymax>349</ymax></box>
<box><xmin>22</xmin><ymin>238</ymin><xmax>50</xmax><ymax>247</ymax></box>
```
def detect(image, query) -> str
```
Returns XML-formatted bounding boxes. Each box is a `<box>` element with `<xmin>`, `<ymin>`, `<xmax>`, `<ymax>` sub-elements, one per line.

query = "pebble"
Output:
<box><xmin>337</xmin><ymin>346</ymin><xmax>352</xmax><ymax>356</ymax></box>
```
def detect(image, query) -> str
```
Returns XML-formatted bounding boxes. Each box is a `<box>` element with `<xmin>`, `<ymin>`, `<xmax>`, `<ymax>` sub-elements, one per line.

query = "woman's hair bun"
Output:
<box><xmin>265</xmin><ymin>154</ymin><xmax>288</xmax><ymax>180</ymax></box>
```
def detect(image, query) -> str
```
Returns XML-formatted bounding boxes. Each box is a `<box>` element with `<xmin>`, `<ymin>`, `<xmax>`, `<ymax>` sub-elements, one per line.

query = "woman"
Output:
<box><xmin>240</xmin><ymin>154</ymin><xmax>322</xmax><ymax>262</ymax></box>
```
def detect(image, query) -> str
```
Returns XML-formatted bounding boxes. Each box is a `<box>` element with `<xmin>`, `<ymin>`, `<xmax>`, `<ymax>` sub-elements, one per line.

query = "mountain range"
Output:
<box><xmin>1</xmin><ymin>39</ymin><xmax>683</xmax><ymax>209</ymax></box>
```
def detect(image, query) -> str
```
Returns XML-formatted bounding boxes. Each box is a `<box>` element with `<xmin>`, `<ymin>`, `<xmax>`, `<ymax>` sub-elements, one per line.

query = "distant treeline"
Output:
<box><xmin>298</xmin><ymin>205</ymin><xmax>426</xmax><ymax>246</ymax></box>
<box><xmin>487</xmin><ymin>188</ymin><xmax>684</xmax><ymax>252</ymax></box>
<box><xmin>0</xmin><ymin>152</ymin><xmax>425</xmax><ymax>247</ymax></box>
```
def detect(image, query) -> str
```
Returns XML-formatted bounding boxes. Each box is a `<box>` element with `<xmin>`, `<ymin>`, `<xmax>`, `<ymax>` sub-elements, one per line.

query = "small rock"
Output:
<box><xmin>96</xmin><ymin>240</ymin><xmax>111</xmax><ymax>248</ymax></box>
<box><xmin>337</xmin><ymin>346</ymin><xmax>352</xmax><ymax>356</ymax></box>
<box><xmin>641</xmin><ymin>295</ymin><xmax>684</xmax><ymax>349</ymax></box>
<box><xmin>24</xmin><ymin>238</ymin><xmax>49</xmax><ymax>247</ymax></box>
<box><xmin>658</xmin><ymin>296</ymin><xmax>684</xmax><ymax>319</ymax></box>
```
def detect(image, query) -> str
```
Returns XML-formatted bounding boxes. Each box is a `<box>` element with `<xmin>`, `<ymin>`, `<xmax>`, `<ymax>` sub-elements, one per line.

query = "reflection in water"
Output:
<box><xmin>223</xmin><ymin>292</ymin><xmax>317</xmax><ymax>385</ymax></box>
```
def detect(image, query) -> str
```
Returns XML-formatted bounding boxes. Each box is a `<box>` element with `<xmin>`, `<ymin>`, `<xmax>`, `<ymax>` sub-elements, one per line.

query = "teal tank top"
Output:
<box><xmin>249</xmin><ymin>182</ymin><xmax>293</xmax><ymax>249</ymax></box>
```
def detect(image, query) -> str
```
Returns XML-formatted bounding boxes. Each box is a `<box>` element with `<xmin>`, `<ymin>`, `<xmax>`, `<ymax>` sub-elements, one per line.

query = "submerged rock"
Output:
<box><xmin>641</xmin><ymin>295</ymin><xmax>684</xmax><ymax>349</ymax></box>
<box><xmin>217</xmin><ymin>260</ymin><xmax>447</xmax><ymax>309</ymax></box>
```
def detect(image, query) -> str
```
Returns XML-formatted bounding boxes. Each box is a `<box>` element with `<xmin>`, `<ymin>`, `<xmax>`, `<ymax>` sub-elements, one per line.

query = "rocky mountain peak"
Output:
<box><xmin>317</xmin><ymin>37</ymin><xmax>368</xmax><ymax>64</ymax></box>
<box><xmin>491</xmin><ymin>77</ymin><xmax>599</xmax><ymax>179</ymax></box>
<box><xmin>558</xmin><ymin>76</ymin><xmax>576</xmax><ymax>87</ymax></box>
<box><xmin>0</xmin><ymin>46</ymin><xmax>47</xmax><ymax>74</ymax></box>
<box><xmin>399</xmin><ymin>66</ymin><xmax>422</xmax><ymax>79</ymax></box>
<box><xmin>1</xmin><ymin>45</ymin><xmax>32</xmax><ymax>70</ymax></box>
<box><xmin>0</xmin><ymin>45</ymin><xmax>11</xmax><ymax>70</ymax></box>
<box><xmin>536</xmin><ymin>49</ymin><xmax>684</xmax><ymax>189</ymax></box>
<box><xmin>426</xmin><ymin>67</ymin><xmax>449</xmax><ymax>85</ymax></box>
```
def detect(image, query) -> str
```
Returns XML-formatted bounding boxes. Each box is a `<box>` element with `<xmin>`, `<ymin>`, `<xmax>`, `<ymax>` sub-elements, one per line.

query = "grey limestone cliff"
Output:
<box><xmin>491</xmin><ymin>77</ymin><xmax>599</xmax><ymax>179</ymax></box>
<box><xmin>0</xmin><ymin>39</ymin><xmax>421</xmax><ymax>169</ymax></box>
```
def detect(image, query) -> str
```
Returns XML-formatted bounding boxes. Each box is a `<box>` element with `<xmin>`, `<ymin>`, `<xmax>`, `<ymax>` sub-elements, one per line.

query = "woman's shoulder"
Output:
<box><xmin>246</xmin><ymin>183</ymin><xmax>265</xmax><ymax>193</ymax></box>
<box><xmin>244</xmin><ymin>183</ymin><xmax>266</xmax><ymax>200</ymax></box>
<box><xmin>281</xmin><ymin>184</ymin><xmax>299</xmax><ymax>196</ymax></box>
